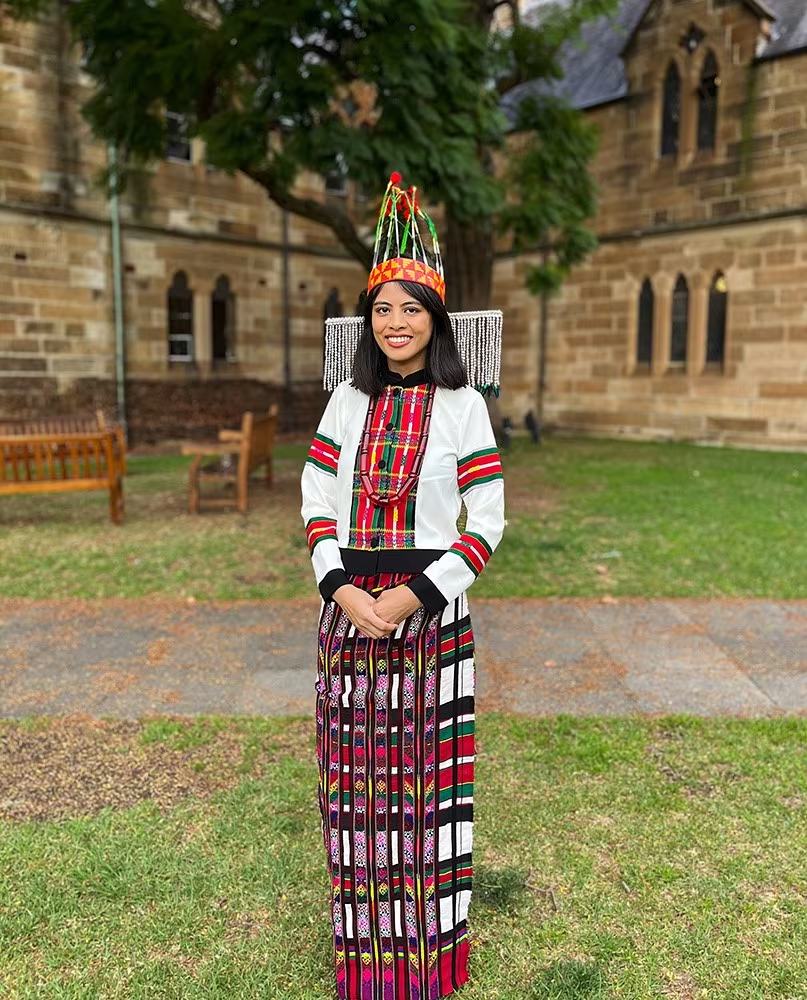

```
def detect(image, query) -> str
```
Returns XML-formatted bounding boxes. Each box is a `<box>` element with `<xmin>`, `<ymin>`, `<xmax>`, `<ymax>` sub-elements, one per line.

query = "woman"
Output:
<box><xmin>301</xmin><ymin>176</ymin><xmax>505</xmax><ymax>1000</ymax></box>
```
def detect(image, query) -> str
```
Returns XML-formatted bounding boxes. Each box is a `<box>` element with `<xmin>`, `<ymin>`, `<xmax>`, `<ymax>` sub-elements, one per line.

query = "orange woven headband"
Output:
<box><xmin>367</xmin><ymin>257</ymin><xmax>446</xmax><ymax>302</ymax></box>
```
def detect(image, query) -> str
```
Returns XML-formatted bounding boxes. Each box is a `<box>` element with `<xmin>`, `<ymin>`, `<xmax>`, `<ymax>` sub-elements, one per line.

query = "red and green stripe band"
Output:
<box><xmin>448</xmin><ymin>531</ymin><xmax>493</xmax><ymax>577</ymax></box>
<box><xmin>306</xmin><ymin>433</ymin><xmax>340</xmax><ymax>476</ymax></box>
<box><xmin>457</xmin><ymin>447</ymin><xmax>503</xmax><ymax>495</ymax></box>
<box><xmin>306</xmin><ymin>516</ymin><xmax>338</xmax><ymax>552</ymax></box>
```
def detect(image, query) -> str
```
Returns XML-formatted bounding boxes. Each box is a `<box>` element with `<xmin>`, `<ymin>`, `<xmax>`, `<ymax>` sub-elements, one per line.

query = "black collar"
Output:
<box><xmin>383</xmin><ymin>368</ymin><xmax>430</xmax><ymax>388</ymax></box>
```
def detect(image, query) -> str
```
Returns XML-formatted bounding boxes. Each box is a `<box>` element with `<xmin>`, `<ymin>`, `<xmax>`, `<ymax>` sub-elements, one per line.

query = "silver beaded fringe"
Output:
<box><xmin>323</xmin><ymin>310</ymin><xmax>503</xmax><ymax>394</ymax></box>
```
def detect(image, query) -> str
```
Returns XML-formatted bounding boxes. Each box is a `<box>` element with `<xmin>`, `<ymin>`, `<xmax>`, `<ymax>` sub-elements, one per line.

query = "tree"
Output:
<box><xmin>1</xmin><ymin>0</ymin><xmax>620</xmax><ymax>309</ymax></box>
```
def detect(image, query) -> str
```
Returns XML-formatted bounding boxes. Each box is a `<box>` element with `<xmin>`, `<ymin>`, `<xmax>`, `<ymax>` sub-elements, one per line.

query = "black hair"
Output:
<box><xmin>351</xmin><ymin>280</ymin><xmax>467</xmax><ymax>397</ymax></box>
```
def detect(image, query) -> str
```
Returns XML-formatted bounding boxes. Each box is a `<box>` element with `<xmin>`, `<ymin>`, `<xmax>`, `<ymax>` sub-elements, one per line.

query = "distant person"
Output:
<box><xmin>301</xmin><ymin>174</ymin><xmax>505</xmax><ymax>998</ymax></box>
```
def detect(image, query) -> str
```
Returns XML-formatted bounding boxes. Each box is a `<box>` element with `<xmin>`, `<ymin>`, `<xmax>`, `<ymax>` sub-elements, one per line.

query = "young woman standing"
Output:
<box><xmin>302</xmin><ymin>175</ymin><xmax>505</xmax><ymax>999</ymax></box>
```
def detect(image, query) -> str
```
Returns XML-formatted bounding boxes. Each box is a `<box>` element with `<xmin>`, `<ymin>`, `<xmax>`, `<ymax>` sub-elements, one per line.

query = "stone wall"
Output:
<box><xmin>493</xmin><ymin>0</ymin><xmax>807</xmax><ymax>447</ymax></box>
<box><xmin>0</xmin><ymin>12</ymin><xmax>365</xmax><ymax>438</ymax></box>
<box><xmin>2</xmin><ymin>2</ymin><xmax>807</xmax><ymax>448</ymax></box>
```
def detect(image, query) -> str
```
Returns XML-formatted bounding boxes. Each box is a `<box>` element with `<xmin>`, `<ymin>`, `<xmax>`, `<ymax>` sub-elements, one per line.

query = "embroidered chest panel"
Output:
<box><xmin>348</xmin><ymin>384</ymin><xmax>434</xmax><ymax>549</ymax></box>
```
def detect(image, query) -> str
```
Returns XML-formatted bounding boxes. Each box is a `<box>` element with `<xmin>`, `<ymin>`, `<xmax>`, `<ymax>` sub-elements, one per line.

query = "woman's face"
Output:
<box><xmin>371</xmin><ymin>282</ymin><xmax>433</xmax><ymax>377</ymax></box>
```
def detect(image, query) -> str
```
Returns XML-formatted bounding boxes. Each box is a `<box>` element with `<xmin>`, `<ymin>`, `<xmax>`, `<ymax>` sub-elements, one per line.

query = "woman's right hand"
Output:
<box><xmin>332</xmin><ymin>584</ymin><xmax>398</xmax><ymax>639</ymax></box>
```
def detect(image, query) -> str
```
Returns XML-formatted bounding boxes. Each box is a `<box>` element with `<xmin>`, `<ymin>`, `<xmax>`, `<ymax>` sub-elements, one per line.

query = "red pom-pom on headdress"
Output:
<box><xmin>389</xmin><ymin>171</ymin><xmax>402</xmax><ymax>186</ymax></box>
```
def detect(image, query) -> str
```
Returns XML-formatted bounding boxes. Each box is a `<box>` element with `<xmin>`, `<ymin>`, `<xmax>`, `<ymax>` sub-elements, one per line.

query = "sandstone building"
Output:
<box><xmin>502</xmin><ymin>0</ymin><xmax>807</xmax><ymax>448</ymax></box>
<box><xmin>0</xmin><ymin>9</ymin><xmax>364</xmax><ymax>440</ymax></box>
<box><xmin>1</xmin><ymin>0</ymin><xmax>806</xmax><ymax>447</ymax></box>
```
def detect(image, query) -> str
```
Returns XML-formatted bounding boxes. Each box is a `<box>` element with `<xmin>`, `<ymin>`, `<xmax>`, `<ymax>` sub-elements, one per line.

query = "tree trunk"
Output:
<box><xmin>443</xmin><ymin>213</ymin><xmax>494</xmax><ymax>312</ymax></box>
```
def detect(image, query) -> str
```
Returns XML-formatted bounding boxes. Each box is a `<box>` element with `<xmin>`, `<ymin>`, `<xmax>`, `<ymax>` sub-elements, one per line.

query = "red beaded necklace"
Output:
<box><xmin>358</xmin><ymin>383</ymin><xmax>435</xmax><ymax>507</ymax></box>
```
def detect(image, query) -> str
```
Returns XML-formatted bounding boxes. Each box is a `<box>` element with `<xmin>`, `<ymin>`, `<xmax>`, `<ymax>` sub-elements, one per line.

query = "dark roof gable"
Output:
<box><xmin>619</xmin><ymin>0</ymin><xmax>776</xmax><ymax>58</ymax></box>
<box><xmin>502</xmin><ymin>0</ymin><xmax>807</xmax><ymax>122</ymax></box>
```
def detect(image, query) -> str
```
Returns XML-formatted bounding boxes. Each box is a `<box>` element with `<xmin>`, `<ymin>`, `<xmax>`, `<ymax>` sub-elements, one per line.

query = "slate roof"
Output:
<box><xmin>759</xmin><ymin>0</ymin><xmax>807</xmax><ymax>59</ymax></box>
<box><xmin>502</xmin><ymin>0</ymin><xmax>807</xmax><ymax>122</ymax></box>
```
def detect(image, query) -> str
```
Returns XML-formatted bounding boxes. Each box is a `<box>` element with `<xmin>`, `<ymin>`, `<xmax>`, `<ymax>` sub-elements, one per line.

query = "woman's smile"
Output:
<box><xmin>372</xmin><ymin>281</ymin><xmax>433</xmax><ymax>376</ymax></box>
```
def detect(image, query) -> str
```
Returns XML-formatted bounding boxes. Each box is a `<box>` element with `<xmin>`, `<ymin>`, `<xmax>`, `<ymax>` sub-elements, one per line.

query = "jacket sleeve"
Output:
<box><xmin>300</xmin><ymin>383</ymin><xmax>351</xmax><ymax>601</ymax></box>
<box><xmin>408</xmin><ymin>391</ymin><xmax>505</xmax><ymax>614</ymax></box>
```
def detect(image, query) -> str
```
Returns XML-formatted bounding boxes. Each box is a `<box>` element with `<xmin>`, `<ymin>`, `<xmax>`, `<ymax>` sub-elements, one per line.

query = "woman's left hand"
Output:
<box><xmin>374</xmin><ymin>586</ymin><xmax>422</xmax><ymax>625</ymax></box>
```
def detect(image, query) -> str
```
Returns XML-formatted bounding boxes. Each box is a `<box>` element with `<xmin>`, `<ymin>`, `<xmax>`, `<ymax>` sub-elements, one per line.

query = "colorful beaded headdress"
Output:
<box><xmin>324</xmin><ymin>172</ymin><xmax>503</xmax><ymax>394</ymax></box>
<box><xmin>368</xmin><ymin>172</ymin><xmax>446</xmax><ymax>301</ymax></box>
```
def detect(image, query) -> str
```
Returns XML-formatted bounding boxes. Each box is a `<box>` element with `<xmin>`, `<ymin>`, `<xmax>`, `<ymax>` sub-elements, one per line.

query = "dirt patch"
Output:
<box><xmin>0</xmin><ymin>716</ymin><xmax>312</xmax><ymax>823</ymax></box>
<box><xmin>661</xmin><ymin>971</ymin><xmax>700</xmax><ymax>999</ymax></box>
<box><xmin>504</xmin><ymin>464</ymin><xmax>559</xmax><ymax>518</ymax></box>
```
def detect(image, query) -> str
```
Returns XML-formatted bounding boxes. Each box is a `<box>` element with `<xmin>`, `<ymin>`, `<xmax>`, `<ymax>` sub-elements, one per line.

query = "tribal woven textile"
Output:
<box><xmin>349</xmin><ymin>384</ymin><xmax>433</xmax><ymax>550</ymax></box>
<box><xmin>316</xmin><ymin>570</ymin><xmax>475</xmax><ymax>1000</ymax></box>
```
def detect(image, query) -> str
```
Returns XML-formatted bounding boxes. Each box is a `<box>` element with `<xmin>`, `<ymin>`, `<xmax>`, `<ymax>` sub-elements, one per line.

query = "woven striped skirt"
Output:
<box><xmin>316</xmin><ymin>570</ymin><xmax>475</xmax><ymax>1000</ymax></box>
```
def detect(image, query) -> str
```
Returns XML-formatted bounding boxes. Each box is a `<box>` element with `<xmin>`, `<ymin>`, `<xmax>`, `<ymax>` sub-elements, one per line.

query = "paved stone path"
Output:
<box><xmin>1</xmin><ymin>598</ymin><xmax>806</xmax><ymax>719</ymax></box>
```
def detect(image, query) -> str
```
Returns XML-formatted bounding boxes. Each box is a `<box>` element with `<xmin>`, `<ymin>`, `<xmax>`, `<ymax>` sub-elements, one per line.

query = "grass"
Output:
<box><xmin>1</xmin><ymin>714</ymin><xmax>806</xmax><ymax>998</ymax></box>
<box><xmin>1</xmin><ymin>436</ymin><xmax>805</xmax><ymax>600</ymax></box>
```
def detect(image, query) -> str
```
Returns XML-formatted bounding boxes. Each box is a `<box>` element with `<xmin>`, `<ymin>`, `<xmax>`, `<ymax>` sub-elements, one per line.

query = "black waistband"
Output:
<box><xmin>340</xmin><ymin>547</ymin><xmax>445</xmax><ymax>575</ymax></box>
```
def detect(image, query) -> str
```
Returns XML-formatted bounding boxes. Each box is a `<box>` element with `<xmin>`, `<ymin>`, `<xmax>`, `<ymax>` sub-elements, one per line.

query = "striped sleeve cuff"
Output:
<box><xmin>447</xmin><ymin>531</ymin><xmax>493</xmax><ymax>578</ymax></box>
<box><xmin>306</xmin><ymin>517</ymin><xmax>338</xmax><ymax>553</ymax></box>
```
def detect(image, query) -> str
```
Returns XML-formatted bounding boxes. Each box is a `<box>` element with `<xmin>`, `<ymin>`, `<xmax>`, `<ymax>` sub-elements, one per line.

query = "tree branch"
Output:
<box><xmin>243</xmin><ymin>166</ymin><xmax>373</xmax><ymax>270</ymax></box>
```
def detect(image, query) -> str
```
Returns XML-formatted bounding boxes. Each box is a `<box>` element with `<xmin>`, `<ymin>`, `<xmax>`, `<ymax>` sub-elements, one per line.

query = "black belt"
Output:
<box><xmin>340</xmin><ymin>547</ymin><xmax>445</xmax><ymax>576</ymax></box>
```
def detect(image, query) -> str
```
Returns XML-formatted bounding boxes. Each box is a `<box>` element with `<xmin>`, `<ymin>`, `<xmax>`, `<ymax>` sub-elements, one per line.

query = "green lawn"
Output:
<box><xmin>0</xmin><ymin>437</ymin><xmax>805</xmax><ymax>600</ymax></box>
<box><xmin>1</xmin><ymin>715</ymin><xmax>805</xmax><ymax>998</ymax></box>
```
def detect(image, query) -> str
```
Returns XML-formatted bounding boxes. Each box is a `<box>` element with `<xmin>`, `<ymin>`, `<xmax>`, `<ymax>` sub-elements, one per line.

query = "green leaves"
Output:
<box><xmin>500</xmin><ymin>94</ymin><xmax>602</xmax><ymax>294</ymax></box>
<box><xmin>2</xmin><ymin>0</ymin><xmax>621</xmax><ymax>304</ymax></box>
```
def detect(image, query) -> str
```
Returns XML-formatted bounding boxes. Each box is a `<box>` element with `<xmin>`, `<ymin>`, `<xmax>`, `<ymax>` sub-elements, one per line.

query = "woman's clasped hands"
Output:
<box><xmin>332</xmin><ymin>584</ymin><xmax>422</xmax><ymax>639</ymax></box>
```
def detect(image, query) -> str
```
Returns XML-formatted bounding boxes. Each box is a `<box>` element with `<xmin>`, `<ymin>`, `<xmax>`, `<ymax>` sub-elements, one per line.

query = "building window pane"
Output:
<box><xmin>637</xmin><ymin>278</ymin><xmax>654</xmax><ymax>366</ymax></box>
<box><xmin>698</xmin><ymin>52</ymin><xmax>719</xmax><ymax>152</ymax></box>
<box><xmin>661</xmin><ymin>62</ymin><xmax>681</xmax><ymax>157</ymax></box>
<box><xmin>168</xmin><ymin>271</ymin><xmax>194</xmax><ymax>361</ymax></box>
<box><xmin>211</xmin><ymin>275</ymin><xmax>236</xmax><ymax>362</ymax></box>
<box><xmin>325</xmin><ymin>171</ymin><xmax>347</xmax><ymax>196</ymax></box>
<box><xmin>670</xmin><ymin>274</ymin><xmax>689</xmax><ymax>364</ymax></box>
<box><xmin>706</xmin><ymin>271</ymin><xmax>727</xmax><ymax>366</ymax></box>
<box><xmin>166</xmin><ymin>111</ymin><xmax>192</xmax><ymax>162</ymax></box>
<box><xmin>325</xmin><ymin>152</ymin><xmax>348</xmax><ymax>196</ymax></box>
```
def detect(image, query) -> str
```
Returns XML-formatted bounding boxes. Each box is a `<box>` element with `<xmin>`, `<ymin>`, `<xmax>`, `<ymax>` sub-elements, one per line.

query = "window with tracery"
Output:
<box><xmin>637</xmin><ymin>278</ymin><xmax>654</xmax><ymax>366</ymax></box>
<box><xmin>697</xmin><ymin>51</ymin><xmax>719</xmax><ymax>151</ymax></box>
<box><xmin>670</xmin><ymin>274</ymin><xmax>689</xmax><ymax>364</ymax></box>
<box><xmin>706</xmin><ymin>272</ymin><xmax>727</xmax><ymax>366</ymax></box>
<box><xmin>211</xmin><ymin>275</ymin><xmax>236</xmax><ymax>362</ymax></box>
<box><xmin>168</xmin><ymin>271</ymin><xmax>194</xmax><ymax>361</ymax></box>
<box><xmin>661</xmin><ymin>62</ymin><xmax>681</xmax><ymax>157</ymax></box>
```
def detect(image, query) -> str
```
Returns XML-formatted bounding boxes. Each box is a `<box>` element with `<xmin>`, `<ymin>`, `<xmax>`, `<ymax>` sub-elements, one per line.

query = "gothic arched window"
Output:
<box><xmin>670</xmin><ymin>274</ymin><xmax>689</xmax><ymax>364</ymax></box>
<box><xmin>637</xmin><ymin>278</ymin><xmax>654</xmax><ymax>366</ymax></box>
<box><xmin>167</xmin><ymin>271</ymin><xmax>194</xmax><ymax>361</ymax></box>
<box><xmin>706</xmin><ymin>272</ymin><xmax>727</xmax><ymax>366</ymax></box>
<box><xmin>697</xmin><ymin>51</ymin><xmax>720</xmax><ymax>152</ymax></box>
<box><xmin>661</xmin><ymin>61</ymin><xmax>681</xmax><ymax>157</ymax></box>
<box><xmin>211</xmin><ymin>275</ymin><xmax>236</xmax><ymax>362</ymax></box>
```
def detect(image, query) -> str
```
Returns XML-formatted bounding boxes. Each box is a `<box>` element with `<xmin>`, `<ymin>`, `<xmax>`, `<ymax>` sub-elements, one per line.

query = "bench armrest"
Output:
<box><xmin>217</xmin><ymin>430</ymin><xmax>243</xmax><ymax>443</ymax></box>
<box><xmin>181</xmin><ymin>442</ymin><xmax>237</xmax><ymax>457</ymax></box>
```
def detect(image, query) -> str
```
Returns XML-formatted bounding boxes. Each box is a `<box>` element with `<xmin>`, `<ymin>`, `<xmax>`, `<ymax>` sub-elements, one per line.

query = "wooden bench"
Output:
<box><xmin>181</xmin><ymin>405</ymin><xmax>279</xmax><ymax>515</ymax></box>
<box><xmin>0</xmin><ymin>410</ymin><xmax>127</xmax><ymax>475</ymax></box>
<box><xmin>0</xmin><ymin>427</ymin><xmax>126</xmax><ymax>524</ymax></box>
